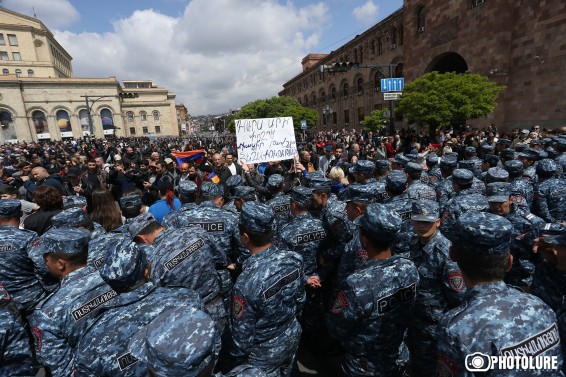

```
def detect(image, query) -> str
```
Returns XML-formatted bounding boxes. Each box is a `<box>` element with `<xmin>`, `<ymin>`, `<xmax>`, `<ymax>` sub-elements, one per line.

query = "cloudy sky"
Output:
<box><xmin>4</xmin><ymin>0</ymin><xmax>402</xmax><ymax>115</ymax></box>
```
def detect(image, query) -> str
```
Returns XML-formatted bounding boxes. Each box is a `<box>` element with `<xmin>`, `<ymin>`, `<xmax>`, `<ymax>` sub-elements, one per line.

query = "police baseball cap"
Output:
<box><xmin>411</xmin><ymin>200</ymin><xmax>439</xmax><ymax>222</ymax></box>
<box><xmin>226</xmin><ymin>175</ymin><xmax>243</xmax><ymax>189</ymax></box>
<box><xmin>178</xmin><ymin>181</ymin><xmax>198</xmax><ymax>197</ymax></box>
<box><xmin>41</xmin><ymin>227</ymin><xmax>90</xmax><ymax>255</ymax></box>
<box><xmin>483</xmin><ymin>154</ymin><xmax>500</xmax><ymax>166</ymax></box>
<box><xmin>451</xmin><ymin>212</ymin><xmax>513</xmax><ymax>255</ymax></box>
<box><xmin>0</xmin><ymin>199</ymin><xmax>21</xmax><ymax>218</ymax></box>
<box><xmin>518</xmin><ymin>148</ymin><xmax>538</xmax><ymax>160</ymax></box>
<box><xmin>440</xmin><ymin>155</ymin><xmax>458</xmax><ymax>168</ymax></box>
<box><xmin>359</xmin><ymin>203</ymin><xmax>401</xmax><ymax>242</ymax></box>
<box><xmin>63</xmin><ymin>195</ymin><xmax>88</xmax><ymax>209</ymax></box>
<box><xmin>232</xmin><ymin>186</ymin><xmax>256</xmax><ymax>201</ymax></box>
<box><xmin>344</xmin><ymin>184</ymin><xmax>375</xmax><ymax>204</ymax></box>
<box><xmin>426</xmin><ymin>154</ymin><xmax>439</xmax><ymax>167</ymax></box>
<box><xmin>536</xmin><ymin>158</ymin><xmax>558</xmax><ymax>176</ymax></box>
<box><xmin>351</xmin><ymin>160</ymin><xmax>375</xmax><ymax>175</ymax></box>
<box><xmin>309</xmin><ymin>177</ymin><xmax>332</xmax><ymax>191</ymax></box>
<box><xmin>128</xmin><ymin>212</ymin><xmax>159</xmax><ymax>238</ymax></box>
<box><xmin>266</xmin><ymin>174</ymin><xmax>284</xmax><ymax>189</ymax></box>
<box><xmin>290</xmin><ymin>186</ymin><xmax>313</xmax><ymax>207</ymax></box>
<box><xmin>464</xmin><ymin>146</ymin><xmax>477</xmax><ymax>155</ymax></box>
<box><xmin>393</xmin><ymin>154</ymin><xmax>409</xmax><ymax>167</ymax></box>
<box><xmin>452</xmin><ymin>169</ymin><xmax>474</xmax><ymax>186</ymax></box>
<box><xmin>486</xmin><ymin>182</ymin><xmax>512</xmax><ymax>203</ymax></box>
<box><xmin>485</xmin><ymin>167</ymin><xmax>509</xmax><ymax>183</ymax></box>
<box><xmin>385</xmin><ymin>170</ymin><xmax>408</xmax><ymax>192</ymax></box>
<box><xmin>239</xmin><ymin>201</ymin><xmax>274</xmax><ymax>233</ymax></box>
<box><xmin>497</xmin><ymin>138</ymin><xmax>511</xmax><ymax>146</ymax></box>
<box><xmin>304</xmin><ymin>171</ymin><xmax>325</xmax><ymax>186</ymax></box>
<box><xmin>119</xmin><ymin>195</ymin><xmax>142</xmax><ymax>209</ymax></box>
<box><xmin>99</xmin><ymin>236</ymin><xmax>148</xmax><ymax>293</ymax></box>
<box><xmin>51</xmin><ymin>207</ymin><xmax>90</xmax><ymax>228</ymax></box>
<box><xmin>481</xmin><ymin>144</ymin><xmax>495</xmax><ymax>154</ymax></box>
<box><xmin>200</xmin><ymin>182</ymin><xmax>224</xmax><ymax>198</ymax></box>
<box><xmin>503</xmin><ymin>160</ymin><xmax>523</xmax><ymax>175</ymax></box>
<box><xmin>530</xmin><ymin>139</ymin><xmax>542</xmax><ymax>146</ymax></box>
<box><xmin>514</xmin><ymin>144</ymin><xmax>527</xmax><ymax>153</ymax></box>
<box><xmin>458</xmin><ymin>160</ymin><xmax>475</xmax><ymax>171</ymax></box>
<box><xmin>404</xmin><ymin>162</ymin><xmax>423</xmax><ymax>175</ymax></box>
<box><xmin>129</xmin><ymin>306</ymin><xmax>217</xmax><ymax>377</ymax></box>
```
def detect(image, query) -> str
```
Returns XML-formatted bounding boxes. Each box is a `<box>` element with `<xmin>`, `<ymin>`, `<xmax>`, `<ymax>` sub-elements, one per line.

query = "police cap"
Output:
<box><xmin>232</xmin><ymin>186</ymin><xmax>256</xmax><ymax>201</ymax></box>
<box><xmin>99</xmin><ymin>236</ymin><xmax>148</xmax><ymax>293</ymax></box>
<box><xmin>485</xmin><ymin>167</ymin><xmax>509</xmax><ymax>183</ymax></box>
<box><xmin>63</xmin><ymin>195</ymin><xmax>88</xmax><ymax>209</ymax></box>
<box><xmin>486</xmin><ymin>182</ymin><xmax>512</xmax><ymax>203</ymax></box>
<box><xmin>452</xmin><ymin>169</ymin><xmax>474</xmax><ymax>186</ymax></box>
<box><xmin>385</xmin><ymin>170</ymin><xmax>408</xmax><ymax>192</ymax></box>
<box><xmin>51</xmin><ymin>207</ymin><xmax>90</xmax><ymax>228</ymax></box>
<box><xmin>344</xmin><ymin>183</ymin><xmax>375</xmax><ymax>204</ymax></box>
<box><xmin>178</xmin><ymin>181</ymin><xmax>198</xmax><ymax>197</ymax></box>
<box><xmin>290</xmin><ymin>186</ymin><xmax>313</xmax><ymax>207</ymax></box>
<box><xmin>239</xmin><ymin>201</ymin><xmax>274</xmax><ymax>233</ymax></box>
<box><xmin>411</xmin><ymin>200</ymin><xmax>439</xmax><ymax>222</ymax></box>
<box><xmin>266</xmin><ymin>174</ymin><xmax>284</xmax><ymax>190</ymax></box>
<box><xmin>41</xmin><ymin>227</ymin><xmax>90</xmax><ymax>255</ymax></box>
<box><xmin>451</xmin><ymin>212</ymin><xmax>513</xmax><ymax>255</ymax></box>
<box><xmin>200</xmin><ymin>182</ymin><xmax>224</xmax><ymax>198</ymax></box>
<box><xmin>360</xmin><ymin>203</ymin><xmax>401</xmax><ymax>242</ymax></box>
<box><xmin>128</xmin><ymin>213</ymin><xmax>159</xmax><ymax>238</ymax></box>
<box><xmin>0</xmin><ymin>199</ymin><xmax>21</xmax><ymax>218</ymax></box>
<box><xmin>351</xmin><ymin>160</ymin><xmax>375</xmax><ymax>175</ymax></box>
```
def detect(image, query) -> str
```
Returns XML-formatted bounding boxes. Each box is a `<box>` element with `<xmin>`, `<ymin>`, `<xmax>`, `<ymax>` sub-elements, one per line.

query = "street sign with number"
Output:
<box><xmin>384</xmin><ymin>92</ymin><xmax>402</xmax><ymax>100</ymax></box>
<box><xmin>380</xmin><ymin>78</ymin><xmax>405</xmax><ymax>92</ymax></box>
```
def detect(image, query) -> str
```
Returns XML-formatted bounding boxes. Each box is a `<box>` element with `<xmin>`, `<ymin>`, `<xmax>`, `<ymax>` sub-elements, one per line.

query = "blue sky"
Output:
<box><xmin>4</xmin><ymin>0</ymin><xmax>403</xmax><ymax>115</ymax></box>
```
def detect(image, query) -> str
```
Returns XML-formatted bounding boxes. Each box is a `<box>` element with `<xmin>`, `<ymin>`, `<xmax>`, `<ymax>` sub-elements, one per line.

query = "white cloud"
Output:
<box><xmin>352</xmin><ymin>0</ymin><xmax>379</xmax><ymax>25</ymax></box>
<box><xmin>53</xmin><ymin>0</ymin><xmax>330</xmax><ymax>115</ymax></box>
<box><xmin>3</xmin><ymin>0</ymin><xmax>80</xmax><ymax>29</ymax></box>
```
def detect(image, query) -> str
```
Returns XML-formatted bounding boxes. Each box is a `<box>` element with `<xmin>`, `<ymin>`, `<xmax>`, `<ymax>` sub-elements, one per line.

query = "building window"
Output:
<box><xmin>12</xmin><ymin>52</ymin><xmax>21</xmax><ymax>61</ymax></box>
<box><xmin>357</xmin><ymin>78</ymin><xmax>364</xmax><ymax>95</ymax></box>
<box><xmin>332</xmin><ymin>112</ymin><xmax>337</xmax><ymax>126</ymax></box>
<box><xmin>142</xmin><ymin>126</ymin><xmax>148</xmax><ymax>134</ymax></box>
<box><xmin>7</xmin><ymin>34</ymin><xmax>17</xmax><ymax>46</ymax></box>
<box><xmin>2</xmin><ymin>69</ymin><xmax>8</xmax><ymax>76</ymax></box>
<box><xmin>140</xmin><ymin>111</ymin><xmax>147</xmax><ymax>121</ymax></box>
<box><xmin>331</xmin><ymin>87</ymin><xmax>336</xmax><ymax>101</ymax></box>
<box><xmin>0</xmin><ymin>51</ymin><xmax>8</xmax><ymax>60</ymax></box>
<box><xmin>155</xmin><ymin>126</ymin><xmax>161</xmax><ymax>134</ymax></box>
<box><xmin>129</xmin><ymin>127</ymin><xmax>136</xmax><ymax>135</ymax></box>
<box><xmin>472</xmin><ymin>0</ymin><xmax>485</xmax><ymax>8</ymax></box>
<box><xmin>27</xmin><ymin>69</ymin><xmax>34</xmax><ymax>77</ymax></box>
<box><xmin>0</xmin><ymin>110</ymin><xmax>13</xmax><ymax>127</ymax></box>
<box><xmin>343</xmin><ymin>83</ymin><xmax>349</xmax><ymax>99</ymax></box>
<box><xmin>100</xmin><ymin>109</ymin><xmax>114</xmax><ymax>132</ymax></box>
<box><xmin>311</xmin><ymin>93</ymin><xmax>316</xmax><ymax>106</ymax></box>
<box><xmin>344</xmin><ymin>110</ymin><xmax>350</xmax><ymax>126</ymax></box>
<box><xmin>371</xmin><ymin>40</ymin><xmax>375</xmax><ymax>57</ymax></box>
<box><xmin>127</xmin><ymin>112</ymin><xmax>134</xmax><ymax>122</ymax></box>
<box><xmin>79</xmin><ymin>109</ymin><xmax>90</xmax><ymax>134</ymax></box>
<box><xmin>391</xmin><ymin>27</ymin><xmax>397</xmax><ymax>48</ymax></box>
<box><xmin>358</xmin><ymin>107</ymin><xmax>365</xmax><ymax>122</ymax></box>
<box><xmin>15</xmin><ymin>69</ymin><xmax>21</xmax><ymax>77</ymax></box>
<box><xmin>304</xmin><ymin>95</ymin><xmax>309</xmax><ymax>106</ymax></box>
<box><xmin>152</xmin><ymin>111</ymin><xmax>159</xmax><ymax>121</ymax></box>
<box><xmin>374</xmin><ymin>71</ymin><xmax>385</xmax><ymax>92</ymax></box>
<box><xmin>32</xmin><ymin>110</ymin><xmax>48</xmax><ymax>135</ymax></box>
<box><xmin>377</xmin><ymin>38</ymin><xmax>383</xmax><ymax>55</ymax></box>
<box><xmin>56</xmin><ymin>110</ymin><xmax>72</xmax><ymax>135</ymax></box>
<box><xmin>417</xmin><ymin>6</ymin><xmax>426</xmax><ymax>33</ymax></box>
<box><xmin>0</xmin><ymin>34</ymin><xmax>4</xmax><ymax>46</ymax></box>
<box><xmin>321</xmin><ymin>90</ymin><xmax>326</xmax><ymax>103</ymax></box>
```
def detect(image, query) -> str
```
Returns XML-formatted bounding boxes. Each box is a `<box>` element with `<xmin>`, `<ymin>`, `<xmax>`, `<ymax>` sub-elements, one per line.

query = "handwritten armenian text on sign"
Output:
<box><xmin>235</xmin><ymin>117</ymin><xmax>297</xmax><ymax>164</ymax></box>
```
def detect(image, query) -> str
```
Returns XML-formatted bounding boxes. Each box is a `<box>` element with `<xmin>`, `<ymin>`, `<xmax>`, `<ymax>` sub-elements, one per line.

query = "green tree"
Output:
<box><xmin>396</xmin><ymin>71</ymin><xmax>505</xmax><ymax>130</ymax></box>
<box><xmin>228</xmin><ymin>96</ymin><xmax>318</xmax><ymax>132</ymax></box>
<box><xmin>360</xmin><ymin>109</ymin><xmax>389</xmax><ymax>132</ymax></box>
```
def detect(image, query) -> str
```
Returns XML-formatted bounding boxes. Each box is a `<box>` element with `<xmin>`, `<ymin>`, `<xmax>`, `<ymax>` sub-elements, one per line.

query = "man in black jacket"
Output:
<box><xmin>21</xmin><ymin>167</ymin><xmax>65</xmax><ymax>196</ymax></box>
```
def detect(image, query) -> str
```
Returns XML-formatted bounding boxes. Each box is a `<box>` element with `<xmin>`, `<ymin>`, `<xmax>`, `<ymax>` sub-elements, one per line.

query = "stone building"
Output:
<box><xmin>281</xmin><ymin>1</ymin><xmax>566</xmax><ymax>131</ymax></box>
<box><xmin>0</xmin><ymin>7</ymin><xmax>179</xmax><ymax>143</ymax></box>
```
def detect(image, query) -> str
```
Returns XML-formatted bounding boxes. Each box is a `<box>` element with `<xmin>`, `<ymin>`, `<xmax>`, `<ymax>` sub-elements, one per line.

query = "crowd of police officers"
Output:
<box><xmin>0</xmin><ymin>129</ymin><xmax>565</xmax><ymax>377</ymax></box>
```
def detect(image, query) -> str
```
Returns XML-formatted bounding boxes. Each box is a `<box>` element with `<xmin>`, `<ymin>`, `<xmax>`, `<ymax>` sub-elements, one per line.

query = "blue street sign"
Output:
<box><xmin>380</xmin><ymin>78</ymin><xmax>405</xmax><ymax>92</ymax></box>
<box><xmin>300</xmin><ymin>119</ymin><xmax>307</xmax><ymax>130</ymax></box>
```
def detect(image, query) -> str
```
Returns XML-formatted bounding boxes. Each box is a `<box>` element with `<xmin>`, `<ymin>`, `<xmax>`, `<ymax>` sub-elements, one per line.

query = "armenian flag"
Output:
<box><xmin>171</xmin><ymin>150</ymin><xmax>206</xmax><ymax>166</ymax></box>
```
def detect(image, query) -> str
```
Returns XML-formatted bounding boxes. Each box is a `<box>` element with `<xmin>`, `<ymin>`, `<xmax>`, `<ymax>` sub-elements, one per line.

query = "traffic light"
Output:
<box><xmin>320</xmin><ymin>62</ymin><xmax>360</xmax><ymax>73</ymax></box>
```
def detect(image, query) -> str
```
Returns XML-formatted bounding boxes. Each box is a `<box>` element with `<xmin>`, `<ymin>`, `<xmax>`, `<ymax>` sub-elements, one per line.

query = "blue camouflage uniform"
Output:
<box><xmin>265</xmin><ymin>175</ymin><xmax>291</xmax><ymax>245</ymax></box>
<box><xmin>436</xmin><ymin>156</ymin><xmax>458</xmax><ymax>212</ymax></box>
<box><xmin>230</xmin><ymin>202</ymin><xmax>305</xmax><ymax>377</ymax></box>
<box><xmin>533</xmin><ymin>159</ymin><xmax>565</xmax><ymax>223</ymax></box>
<box><xmin>128</xmin><ymin>213</ymin><xmax>227</xmax><ymax>330</ymax></box>
<box><xmin>505</xmin><ymin>160</ymin><xmax>534</xmax><ymax>209</ymax></box>
<box><xmin>405</xmin><ymin>162</ymin><xmax>436</xmax><ymax>201</ymax></box>
<box><xmin>426</xmin><ymin>154</ymin><xmax>442</xmax><ymax>187</ymax></box>
<box><xmin>73</xmin><ymin>238</ymin><xmax>205</xmax><ymax>377</ymax></box>
<box><xmin>0</xmin><ymin>199</ymin><xmax>46</xmax><ymax>316</ymax></box>
<box><xmin>440</xmin><ymin>169</ymin><xmax>488</xmax><ymax>240</ymax></box>
<box><xmin>0</xmin><ymin>285</ymin><xmax>38</xmax><ymax>376</ymax></box>
<box><xmin>384</xmin><ymin>171</ymin><xmax>415</xmax><ymax>255</ymax></box>
<box><xmin>161</xmin><ymin>180</ymin><xmax>199</xmax><ymax>227</ymax></box>
<box><xmin>405</xmin><ymin>200</ymin><xmax>466</xmax><ymax>377</ymax></box>
<box><xmin>62</xmin><ymin>195</ymin><xmax>87</xmax><ymax>210</ymax></box>
<box><xmin>327</xmin><ymin>204</ymin><xmax>419</xmax><ymax>377</ymax></box>
<box><xmin>129</xmin><ymin>306</ymin><xmax>220</xmax><ymax>377</ymax></box>
<box><xmin>436</xmin><ymin>212</ymin><xmax>564</xmax><ymax>377</ymax></box>
<box><xmin>30</xmin><ymin>228</ymin><xmax>119</xmax><ymax>377</ymax></box>
<box><xmin>224</xmin><ymin>175</ymin><xmax>245</xmax><ymax>214</ymax></box>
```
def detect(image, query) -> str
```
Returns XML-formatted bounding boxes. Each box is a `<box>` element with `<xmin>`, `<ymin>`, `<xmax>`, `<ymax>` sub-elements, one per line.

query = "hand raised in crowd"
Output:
<box><xmin>306</xmin><ymin>275</ymin><xmax>321</xmax><ymax>289</ymax></box>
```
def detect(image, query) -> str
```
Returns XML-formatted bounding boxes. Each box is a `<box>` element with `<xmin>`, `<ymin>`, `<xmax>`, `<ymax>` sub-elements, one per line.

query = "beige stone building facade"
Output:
<box><xmin>0</xmin><ymin>7</ymin><xmax>179</xmax><ymax>143</ymax></box>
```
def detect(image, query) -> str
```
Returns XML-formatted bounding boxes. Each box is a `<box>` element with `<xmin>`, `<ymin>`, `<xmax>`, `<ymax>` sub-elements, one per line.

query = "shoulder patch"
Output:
<box><xmin>437</xmin><ymin>351</ymin><xmax>456</xmax><ymax>377</ymax></box>
<box><xmin>32</xmin><ymin>326</ymin><xmax>42</xmax><ymax>353</ymax></box>
<box><xmin>500</xmin><ymin>322</ymin><xmax>560</xmax><ymax>357</ymax></box>
<box><xmin>511</xmin><ymin>194</ymin><xmax>525</xmax><ymax>206</ymax></box>
<box><xmin>232</xmin><ymin>294</ymin><xmax>245</xmax><ymax>320</ymax></box>
<box><xmin>0</xmin><ymin>284</ymin><xmax>11</xmax><ymax>301</ymax></box>
<box><xmin>32</xmin><ymin>239</ymin><xmax>40</xmax><ymax>247</ymax></box>
<box><xmin>117</xmin><ymin>352</ymin><xmax>139</xmax><ymax>371</ymax></box>
<box><xmin>331</xmin><ymin>290</ymin><xmax>349</xmax><ymax>314</ymax></box>
<box><xmin>446</xmin><ymin>271</ymin><xmax>465</xmax><ymax>292</ymax></box>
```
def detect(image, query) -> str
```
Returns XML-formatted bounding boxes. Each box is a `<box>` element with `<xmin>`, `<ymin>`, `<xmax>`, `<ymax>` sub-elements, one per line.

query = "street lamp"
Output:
<box><xmin>80</xmin><ymin>94</ymin><xmax>118</xmax><ymax>139</ymax></box>
<box><xmin>323</xmin><ymin>104</ymin><xmax>332</xmax><ymax>128</ymax></box>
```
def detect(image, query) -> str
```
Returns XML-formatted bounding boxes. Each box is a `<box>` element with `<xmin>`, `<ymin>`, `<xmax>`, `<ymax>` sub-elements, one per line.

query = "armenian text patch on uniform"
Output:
<box><xmin>263</xmin><ymin>269</ymin><xmax>300</xmax><ymax>300</ymax></box>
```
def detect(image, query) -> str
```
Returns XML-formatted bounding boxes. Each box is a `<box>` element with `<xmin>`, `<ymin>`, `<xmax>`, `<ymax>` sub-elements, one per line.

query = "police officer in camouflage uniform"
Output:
<box><xmin>518</xmin><ymin>148</ymin><xmax>539</xmax><ymax>184</ymax></box>
<box><xmin>436</xmin><ymin>155</ymin><xmax>458</xmax><ymax>212</ymax></box>
<box><xmin>405</xmin><ymin>200</ymin><xmax>465</xmax><ymax>377</ymax></box>
<box><xmin>0</xmin><ymin>199</ymin><xmax>47</xmax><ymax>316</ymax></box>
<box><xmin>224</xmin><ymin>175</ymin><xmax>245</xmax><ymax>214</ymax></box>
<box><xmin>384</xmin><ymin>170</ymin><xmax>414</xmax><ymax>255</ymax></box>
<box><xmin>161</xmin><ymin>180</ymin><xmax>199</xmax><ymax>228</ymax></box>
<box><xmin>128</xmin><ymin>212</ymin><xmax>227</xmax><ymax>333</ymax></box>
<box><xmin>463</xmin><ymin>147</ymin><xmax>483</xmax><ymax>178</ymax></box>
<box><xmin>440</xmin><ymin>169</ymin><xmax>488</xmax><ymax>241</ymax></box>
<box><xmin>405</xmin><ymin>162</ymin><xmax>436</xmax><ymax>201</ymax></box>
<box><xmin>436</xmin><ymin>212</ymin><xmax>564</xmax><ymax>376</ymax></box>
<box><xmin>73</xmin><ymin>237</ymin><xmax>205</xmax><ymax>376</ymax></box>
<box><xmin>229</xmin><ymin>202</ymin><xmax>305</xmax><ymax>376</ymax></box>
<box><xmin>349</xmin><ymin>160</ymin><xmax>376</xmax><ymax>184</ymax></box>
<box><xmin>232</xmin><ymin>186</ymin><xmax>257</xmax><ymax>213</ymax></box>
<box><xmin>31</xmin><ymin>227</ymin><xmax>119</xmax><ymax>377</ymax></box>
<box><xmin>327</xmin><ymin>204</ymin><xmax>419</xmax><ymax>377</ymax></box>
<box><xmin>425</xmin><ymin>154</ymin><xmax>441</xmax><ymax>187</ymax></box>
<box><xmin>265</xmin><ymin>174</ymin><xmax>291</xmax><ymax>244</ymax></box>
<box><xmin>534</xmin><ymin>159</ymin><xmax>565</xmax><ymax>223</ymax></box>
<box><xmin>0</xmin><ymin>285</ymin><xmax>38</xmax><ymax>376</ymax></box>
<box><xmin>504</xmin><ymin>159</ymin><xmax>534</xmax><ymax>210</ymax></box>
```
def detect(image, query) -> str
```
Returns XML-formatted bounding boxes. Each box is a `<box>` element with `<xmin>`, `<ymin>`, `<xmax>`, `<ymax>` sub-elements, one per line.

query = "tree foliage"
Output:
<box><xmin>396</xmin><ymin>71</ymin><xmax>505</xmax><ymax>129</ymax></box>
<box><xmin>228</xmin><ymin>96</ymin><xmax>318</xmax><ymax>132</ymax></box>
<box><xmin>360</xmin><ymin>109</ymin><xmax>389</xmax><ymax>132</ymax></box>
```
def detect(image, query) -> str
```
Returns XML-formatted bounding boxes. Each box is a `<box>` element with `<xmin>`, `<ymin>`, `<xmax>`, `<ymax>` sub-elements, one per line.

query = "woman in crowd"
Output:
<box><xmin>23</xmin><ymin>185</ymin><xmax>63</xmax><ymax>235</ymax></box>
<box><xmin>90</xmin><ymin>187</ymin><xmax>123</xmax><ymax>231</ymax></box>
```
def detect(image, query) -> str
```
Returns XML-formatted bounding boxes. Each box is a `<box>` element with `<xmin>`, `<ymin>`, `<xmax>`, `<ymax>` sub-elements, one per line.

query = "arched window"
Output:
<box><xmin>0</xmin><ymin>110</ymin><xmax>13</xmax><ymax>127</ymax></box>
<box><xmin>2</xmin><ymin>69</ymin><xmax>8</xmax><ymax>76</ymax></box>
<box><xmin>378</xmin><ymin>38</ymin><xmax>383</xmax><ymax>55</ymax></box>
<box><xmin>353</xmin><ymin>48</ymin><xmax>358</xmax><ymax>63</ymax></box>
<box><xmin>152</xmin><ymin>111</ymin><xmax>159</xmax><ymax>121</ymax></box>
<box><xmin>56</xmin><ymin>110</ymin><xmax>72</xmax><ymax>134</ymax></box>
<box><xmin>15</xmin><ymin>69</ymin><xmax>21</xmax><ymax>77</ymax></box>
<box><xmin>32</xmin><ymin>110</ymin><xmax>48</xmax><ymax>135</ymax></box>
<box><xmin>321</xmin><ymin>90</ymin><xmax>326</xmax><ymax>103</ymax></box>
<box><xmin>331</xmin><ymin>87</ymin><xmax>336</xmax><ymax>101</ymax></box>
<box><xmin>417</xmin><ymin>6</ymin><xmax>426</xmax><ymax>32</ymax></box>
<box><xmin>303</xmin><ymin>95</ymin><xmax>309</xmax><ymax>106</ymax></box>
<box><xmin>374</xmin><ymin>70</ymin><xmax>385</xmax><ymax>92</ymax></box>
<box><xmin>391</xmin><ymin>27</ymin><xmax>397</xmax><ymax>48</ymax></box>
<box><xmin>27</xmin><ymin>69</ymin><xmax>34</xmax><ymax>77</ymax></box>
<box><xmin>395</xmin><ymin>63</ymin><xmax>404</xmax><ymax>78</ymax></box>
<box><xmin>140</xmin><ymin>111</ymin><xmax>147</xmax><ymax>121</ymax></box>
<box><xmin>357</xmin><ymin>77</ymin><xmax>364</xmax><ymax>95</ymax></box>
<box><xmin>79</xmin><ymin>109</ymin><xmax>90</xmax><ymax>134</ymax></box>
<box><xmin>100</xmin><ymin>109</ymin><xmax>114</xmax><ymax>134</ymax></box>
<box><xmin>371</xmin><ymin>40</ymin><xmax>376</xmax><ymax>57</ymax></box>
<box><xmin>127</xmin><ymin>112</ymin><xmax>134</xmax><ymax>122</ymax></box>
<box><xmin>311</xmin><ymin>93</ymin><xmax>316</xmax><ymax>106</ymax></box>
<box><xmin>343</xmin><ymin>83</ymin><xmax>349</xmax><ymax>99</ymax></box>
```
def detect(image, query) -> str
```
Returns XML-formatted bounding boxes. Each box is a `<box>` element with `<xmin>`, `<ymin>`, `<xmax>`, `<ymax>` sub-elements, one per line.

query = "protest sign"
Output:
<box><xmin>235</xmin><ymin>117</ymin><xmax>297</xmax><ymax>164</ymax></box>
